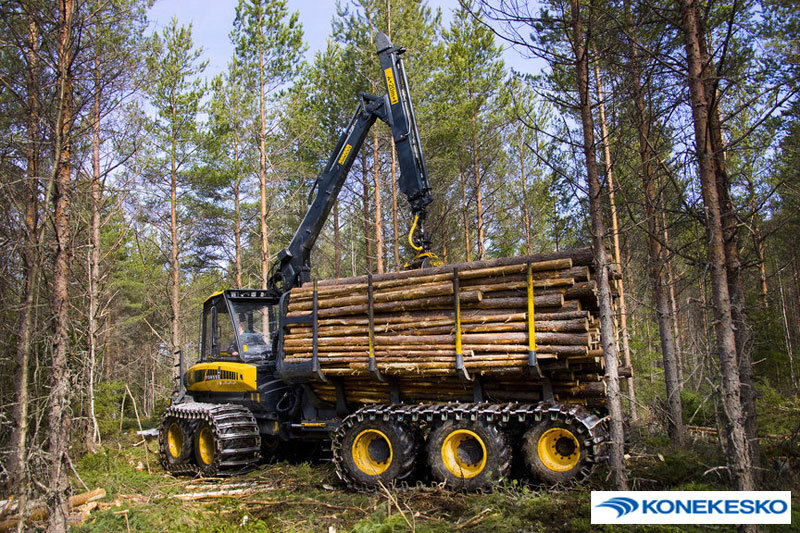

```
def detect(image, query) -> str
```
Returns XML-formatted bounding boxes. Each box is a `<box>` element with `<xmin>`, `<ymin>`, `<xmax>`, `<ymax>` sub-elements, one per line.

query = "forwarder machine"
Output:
<box><xmin>159</xmin><ymin>33</ymin><xmax>607</xmax><ymax>489</ymax></box>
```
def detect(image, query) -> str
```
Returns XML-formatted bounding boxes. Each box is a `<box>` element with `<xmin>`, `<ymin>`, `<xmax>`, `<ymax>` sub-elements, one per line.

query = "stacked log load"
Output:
<box><xmin>283</xmin><ymin>247</ymin><xmax>623</xmax><ymax>407</ymax></box>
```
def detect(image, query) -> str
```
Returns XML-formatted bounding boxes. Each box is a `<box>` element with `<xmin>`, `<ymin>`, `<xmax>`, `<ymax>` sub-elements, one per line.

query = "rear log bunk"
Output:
<box><xmin>281</xmin><ymin>247</ymin><xmax>626</xmax><ymax>408</ymax></box>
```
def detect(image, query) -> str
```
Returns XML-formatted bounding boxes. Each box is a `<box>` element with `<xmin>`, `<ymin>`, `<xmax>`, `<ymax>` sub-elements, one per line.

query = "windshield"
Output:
<box><xmin>230</xmin><ymin>300</ymin><xmax>274</xmax><ymax>361</ymax></box>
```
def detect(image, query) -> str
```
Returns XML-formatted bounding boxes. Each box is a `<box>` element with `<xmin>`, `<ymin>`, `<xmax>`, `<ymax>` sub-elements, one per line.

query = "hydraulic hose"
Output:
<box><xmin>408</xmin><ymin>215</ymin><xmax>424</xmax><ymax>252</ymax></box>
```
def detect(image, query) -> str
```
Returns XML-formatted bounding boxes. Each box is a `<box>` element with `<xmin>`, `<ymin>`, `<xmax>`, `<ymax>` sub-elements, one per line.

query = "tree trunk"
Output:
<box><xmin>258</xmin><ymin>29</ymin><xmax>269</xmax><ymax>289</ymax></box>
<box><xmin>49</xmin><ymin>1</ymin><xmax>76</xmax><ymax>528</ymax></box>
<box><xmin>87</xmin><ymin>56</ymin><xmax>102</xmax><ymax>448</ymax></box>
<box><xmin>170</xmin><ymin>98</ymin><xmax>181</xmax><ymax>379</ymax></box>
<box><xmin>704</xmin><ymin>25</ymin><xmax>761</xmax><ymax>484</ymax></box>
<box><xmin>570</xmin><ymin>0</ymin><xmax>628</xmax><ymax>490</ymax></box>
<box><xmin>391</xmin><ymin>140</ymin><xmax>400</xmax><ymax>269</ymax></box>
<box><xmin>660</xmin><ymin>203</ymin><xmax>684</xmax><ymax>384</ymax></box>
<box><xmin>644</xmin><ymin>177</ymin><xmax>684</xmax><ymax>445</ymax></box>
<box><xmin>10</xmin><ymin>13</ymin><xmax>40</xmax><ymax>523</ymax></box>
<box><xmin>779</xmin><ymin>272</ymin><xmax>798</xmax><ymax>393</ymax></box>
<box><xmin>752</xmin><ymin>213</ymin><xmax>768</xmax><ymax>309</ymax></box>
<box><xmin>233</xmin><ymin>141</ymin><xmax>243</xmax><ymax>288</ymax></box>
<box><xmin>713</xmin><ymin>126</ymin><xmax>761</xmax><ymax>486</ymax></box>
<box><xmin>594</xmin><ymin>56</ymin><xmax>637</xmax><ymax>421</ymax></box>
<box><xmin>461</xmin><ymin>172</ymin><xmax>471</xmax><ymax>262</ymax></box>
<box><xmin>362</xmin><ymin>152</ymin><xmax>372</xmax><ymax>273</ymax></box>
<box><xmin>624</xmin><ymin>36</ymin><xmax>682</xmax><ymax>442</ymax></box>
<box><xmin>334</xmin><ymin>202</ymin><xmax>342</xmax><ymax>279</ymax></box>
<box><xmin>440</xmin><ymin>219</ymin><xmax>449</xmax><ymax>263</ymax></box>
<box><xmin>472</xmin><ymin>122</ymin><xmax>485</xmax><ymax>260</ymax></box>
<box><xmin>680</xmin><ymin>0</ymin><xmax>754</xmax><ymax>491</ymax></box>
<box><xmin>373</xmin><ymin>130</ymin><xmax>384</xmax><ymax>273</ymax></box>
<box><xmin>519</xmin><ymin>138</ymin><xmax>532</xmax><ymax>255</ymax></box>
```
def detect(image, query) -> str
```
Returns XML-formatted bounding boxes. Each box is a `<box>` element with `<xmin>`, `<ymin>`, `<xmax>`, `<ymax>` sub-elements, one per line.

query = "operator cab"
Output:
<box><xmin>200</xmin><ymin>289</ymin><xmax>278</xmax><ymax>363</ymax></box>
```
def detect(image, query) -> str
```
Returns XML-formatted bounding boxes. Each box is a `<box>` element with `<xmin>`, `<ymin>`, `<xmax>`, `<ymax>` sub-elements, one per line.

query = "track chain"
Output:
<box><xmin>331</xmin><ymin>401</ymin><xmax>607</xmax><ymax>490</ymax></box>
<box><xmin>159</xmin><ymin>402</ymin><xmax>261</xmax><ymax>477</ymax></box>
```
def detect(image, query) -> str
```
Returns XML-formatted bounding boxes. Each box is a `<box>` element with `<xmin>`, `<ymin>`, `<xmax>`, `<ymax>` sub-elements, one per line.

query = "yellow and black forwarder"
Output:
<box><xmin>160</xmin><ymin>33</ymin><xmax>607</xmax><ymax>490</ymax></box>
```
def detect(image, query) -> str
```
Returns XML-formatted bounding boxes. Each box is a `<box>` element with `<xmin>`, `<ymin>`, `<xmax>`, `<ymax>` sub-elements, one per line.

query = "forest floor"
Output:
<box><xmin>56</xmin><ymin>425</ymin><xmax>799</xmax><ymax>533</ymax></box>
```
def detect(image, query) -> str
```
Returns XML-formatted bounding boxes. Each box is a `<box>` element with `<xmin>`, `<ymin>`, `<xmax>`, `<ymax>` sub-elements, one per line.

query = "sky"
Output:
<box><xmin>146</xmin><ymin>0</ymin><xmax>540</xmax><ymax>82</ymax></box>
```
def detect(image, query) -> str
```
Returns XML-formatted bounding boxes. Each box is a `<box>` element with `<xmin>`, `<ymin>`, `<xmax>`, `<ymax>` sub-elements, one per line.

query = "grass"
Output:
<box><xmin>61</xmin><ymin>427</ymin><xmax>799</xmax><ymax>533</ymax></box>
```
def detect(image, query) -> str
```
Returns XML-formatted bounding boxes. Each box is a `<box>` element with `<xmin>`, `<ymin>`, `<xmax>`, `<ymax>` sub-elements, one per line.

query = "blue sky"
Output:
<box><xmin>147</xmin><ymin>0</ymin><xmax>541</xmax><ymax>81</ymax></box>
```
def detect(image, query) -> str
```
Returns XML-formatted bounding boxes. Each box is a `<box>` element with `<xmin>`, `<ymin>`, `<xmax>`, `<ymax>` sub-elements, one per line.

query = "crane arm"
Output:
<box><xmin>268</xmin><ymin>32</ymin><xmax>435</xmax><ymax>294</ymax></box>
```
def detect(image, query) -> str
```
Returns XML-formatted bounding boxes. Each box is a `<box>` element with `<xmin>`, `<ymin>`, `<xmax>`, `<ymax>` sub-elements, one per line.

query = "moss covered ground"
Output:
<box><xmin>63</xmin><ymin>425</ymin><xmax>799</xmax><ymax>533</ymax></box>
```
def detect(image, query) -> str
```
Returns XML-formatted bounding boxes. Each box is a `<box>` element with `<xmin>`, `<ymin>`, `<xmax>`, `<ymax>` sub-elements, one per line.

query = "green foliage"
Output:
<box><xmin>93</xmin><ymin>381</ymin><xmax>128</xmax><ymax>438</ymax></box>
<box><xmin>350</xmin><ymin>510</ymin><xmax>410</xmax><ymax>533</ymax></box>
<box><xmin>756</xmin><ymin>382</ymin><xmax>800</xmax><ymax>436</ymax></box>
<box><xmin>681</xmin><ymin>389</ymin><xmax>715</xmax><ymax>427</ymax></box>
<box><xmin>232</xmin><ymin>0</ymin><xmax>305</xmax><ymax>87</ymax></box>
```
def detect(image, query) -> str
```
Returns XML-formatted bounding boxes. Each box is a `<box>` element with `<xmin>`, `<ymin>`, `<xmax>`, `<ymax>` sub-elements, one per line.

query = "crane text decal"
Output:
<box><xmin>384</xmin><ymin>67</ymin><xmax>398</xmax><ymax>105</ymax></box>
<box><xmin>338</xmin><ymin>144</ymin><xmax>352</xmax><ymax>165</ymax></box>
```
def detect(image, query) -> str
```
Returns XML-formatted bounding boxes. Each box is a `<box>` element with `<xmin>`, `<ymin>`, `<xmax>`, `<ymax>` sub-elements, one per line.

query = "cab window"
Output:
<box><xmin>230</xmin><ymin>300</ymin><xmax>274</xmax><ymax>361</ymax></box>
<box><xmin>201</xmin><ymin>297</ymin><xmax>236</xmax><ymax>360</ymax></box>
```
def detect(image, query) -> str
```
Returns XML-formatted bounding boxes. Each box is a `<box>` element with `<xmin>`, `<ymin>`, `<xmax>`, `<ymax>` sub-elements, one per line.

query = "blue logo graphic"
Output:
<box><xmin>598</xmin><ymin>497</ymin><xmax>640</xmax><ymax>518</ymax></box>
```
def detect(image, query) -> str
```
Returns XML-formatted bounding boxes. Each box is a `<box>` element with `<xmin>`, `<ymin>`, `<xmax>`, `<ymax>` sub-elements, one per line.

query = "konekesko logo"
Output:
<box><xmin>591</xmin><ymin>491</ymin><xmax>792</xmax><ymax>525</ymax></box>
<box><xmin>596</xmin><ymin>497</ymin><xmax>639</xmax><ymax>517</ymax></box>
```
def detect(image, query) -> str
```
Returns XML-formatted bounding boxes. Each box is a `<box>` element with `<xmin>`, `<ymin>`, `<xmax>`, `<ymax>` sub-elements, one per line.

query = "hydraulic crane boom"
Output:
<box><xmin>268</xmin><ymin>32</ymin><xmax>434</xmax><ymax>294</ymax></box>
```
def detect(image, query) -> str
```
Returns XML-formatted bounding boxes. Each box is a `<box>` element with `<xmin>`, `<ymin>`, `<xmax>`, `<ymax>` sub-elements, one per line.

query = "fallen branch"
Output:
<box><xmin>248</xmin><ymin>499</ymin><xmax>368</xmax><ymax>514</ymax></box>
<box><xmin>454</xmin><ymin>508</ymin><xmax>493</xmax><ymax>530</ymax></box>
<box><xmin>174</xmin><ymin>488</ymin><xmax>263</xmax><ymax>501</ymax></box>
<box><xmin>184</xmin><ymin>482</ymin><xmax>264</xmax><ymax>491</ymax></box>
<box><xmin>378</xmin><ymin>481</ymin><xmax>413</xmax><ymax>531</ymax></box>
<box><xmin>687</xmin><ymin>425</ymin><xmax>793</xmax><ymax>440</ymax></box>
<box><xmin>703</xmin><ymin>465</ymin><xmax>729</xmax><ymax>477</ymax></box>
<box><xmin>125</xmin><ymin>385</ymin><xmax>150</xmax><ymax>473</ymax></box>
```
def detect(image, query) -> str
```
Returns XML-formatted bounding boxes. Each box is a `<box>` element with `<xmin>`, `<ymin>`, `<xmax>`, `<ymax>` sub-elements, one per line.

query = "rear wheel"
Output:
<box><xmin>522</xmin><ymin>420</ymin><xmax>588</xmax><ymax>485</ymax></box>
<box><xmin>335</xmin><ymin>418</ymin><xmax>417</xmax><ymax>488</ymax></box>
<box><xmin>426</xmin><ymin>421</ymin><xmax>510</xmax><ymax>490</ymax></box>
<box><xmin>194</xmin><ymin>422</ymin><xmax>218</xmax><ymax>476</ymax></box>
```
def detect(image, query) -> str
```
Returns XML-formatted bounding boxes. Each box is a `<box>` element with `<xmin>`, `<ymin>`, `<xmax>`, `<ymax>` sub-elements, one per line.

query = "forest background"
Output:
<box><xmin>0</xmin><ymin>0</ymin><xmax>799</xmax><ymax>530</ymax></box>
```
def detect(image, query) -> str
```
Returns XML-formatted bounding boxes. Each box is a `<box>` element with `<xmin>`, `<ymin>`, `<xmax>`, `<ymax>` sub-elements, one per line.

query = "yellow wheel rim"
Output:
<box><xmin>197</xmin><ymin>426</ymin><xmax>215</xmax><ymax>466</ymax></box>
<box><xmin>167</xmin><ymin>422</ymin><xmax>183</xmax><ymax>459</ymax></box>
<box><xmin>441</xmin><ymin>429</ymin><xmax>487</xmax><ymax>479</ymax></box>
<box><xmin>537</xmin><ymin>427</ymin><xmax>580</xmax><ymax>472</ymax></box>
<box><xmin>351</xmin><ymin>429</ymin><xmax>393</xmax><ymax>476</ymax></box>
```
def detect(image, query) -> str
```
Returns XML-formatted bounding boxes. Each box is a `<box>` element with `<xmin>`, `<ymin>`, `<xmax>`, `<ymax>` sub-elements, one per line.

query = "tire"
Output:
<box><xmin>426</xmin><ymin>420</ymin><xmax>510</xmax><ymax>491</ymax></box>
<box><xmin>160</xmin><ymin>416</ymin><xmax>193</xmax><ymax>468</ymax></box>
<box><xmin>336</xmin><ymin>418</ymin><xmax>417</xmax><ymax>488</ymax></box>
<box><xmin>522</xmin><ymin>419</ymin><xmax>590</xmax><ymax>485</ymax></box>
<box><xmin>193</xmin><ymin>421</ymin><xmax>218</xmax><ymax>476</ymax></box>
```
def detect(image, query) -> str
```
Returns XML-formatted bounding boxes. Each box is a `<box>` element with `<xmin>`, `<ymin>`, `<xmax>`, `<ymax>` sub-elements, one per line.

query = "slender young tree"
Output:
<box><xmin>204</xmin><ymin>56</ymin><xmax>256</xmax><ymax>287</ymax></box>
<box><xmin>622</xmin><ymin>10</ymin><xmax>682</xmax><ymax>443</ymax></box>
<box><xmin>593</xmin><ymin>57</ymin><xmax>637</xmax><ymax>420</ymax></box>
<box><xmin>142</xmin><ymin>18</ymin><xmax>207</xmax><ymax>380</ymax></box>
<box><xmin>232</xmin><ymin>0</ymin><xmax>304</xmax><ymax>288</ymax></box>
<box><xmin>5</xmin><ymin>3</ymin><xmax>44</xmax><ymax>523</ymax></box>
<box><xmin>568</xmin><ymin>0</ymin><xmax>628</xmax><ymax>490</ymax></box>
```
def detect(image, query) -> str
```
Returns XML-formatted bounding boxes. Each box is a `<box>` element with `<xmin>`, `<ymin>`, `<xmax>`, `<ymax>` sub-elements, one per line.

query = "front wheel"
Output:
<box><xmin>159</xmin><ymin>417</ymin><xmax>193</xmax><ymax>469</ymax></box>
<box><xmin>335</xmin><ymin>417</ymin><xmax>417</xmax><ymax>488</ymax></box>
<box><xmin>426</xmin><ymin>421</ymin><xmax>510</xmax><ymax>490</ymax></box>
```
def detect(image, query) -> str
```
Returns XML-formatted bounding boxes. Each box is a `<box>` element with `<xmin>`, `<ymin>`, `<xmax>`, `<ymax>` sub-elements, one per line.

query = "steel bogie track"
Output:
<box><xmin>159</xmin><ymin>402</ymin><xmax>261</xmax><ymax>476</ymax></box>
<box><xmin>331</xmin><ymin>401</ymin><xmax>607</xmax><ymax>489</ymax></box>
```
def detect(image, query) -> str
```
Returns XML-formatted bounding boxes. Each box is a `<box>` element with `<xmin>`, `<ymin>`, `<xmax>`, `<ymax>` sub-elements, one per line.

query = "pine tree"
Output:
<box><xmin>141</xmin><ymin>18</ymin><xmax>207</xmax><ymax>381</ymax></box>
<box><xmin>232</xmin><ymin>0</ymin><xmax>304</xmax><ymax>288</ymax></box>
